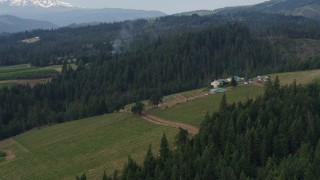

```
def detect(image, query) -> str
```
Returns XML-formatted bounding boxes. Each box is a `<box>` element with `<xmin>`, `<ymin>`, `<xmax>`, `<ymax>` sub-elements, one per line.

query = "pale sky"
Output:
<box><xmin>66</xmin><ymin>0</ymin><xmax>268</xmax><ymax>14</ymax></box>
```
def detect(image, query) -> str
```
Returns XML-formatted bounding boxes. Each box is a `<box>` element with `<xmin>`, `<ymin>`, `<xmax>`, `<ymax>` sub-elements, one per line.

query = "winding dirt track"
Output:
<box><xmin>141</xmin><ymin>112</ymin><xmax>199</xmax><ymax>135</ymax></box>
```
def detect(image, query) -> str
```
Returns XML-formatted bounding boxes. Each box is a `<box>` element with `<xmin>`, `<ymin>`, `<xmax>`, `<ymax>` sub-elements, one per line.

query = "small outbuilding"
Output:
<box><xmin>210</xmin><ymin>88</ymin><xmax>227</xmax><ymax>94</ymax></box>
<box><xmin>211</xmin><ymin>79</ymin><xmax>227</xmax><ymax>88</ymax></box>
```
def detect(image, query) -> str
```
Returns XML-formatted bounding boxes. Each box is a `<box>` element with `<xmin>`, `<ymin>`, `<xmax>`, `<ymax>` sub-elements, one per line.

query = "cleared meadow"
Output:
<box><xmin>1</xmin><ymin>69</ymin><xmax>320</xmax><ymax>179</ymax></box>
<box><xmin>0</xmin><ymin>113</ymin><xmax>178</xmax><ymax>180</ymax></box>
<box><xmin>271</xmin><ymin>69</ymin><xmax>320</xmax><ymax>85</ymax></box>
<box><xmin>0</xmin><ymin>64</ymin><xmax>60</xmax><ymax>81</ymax></box>
<box><xmin>148</xmin><ymin>69</ymin><xmax>320</xmax><ymax>127</ymax></box>
<box><xmin>149</xmin><ymin>84</ymin><xmax>264</xmax><ymax>127</ymax></box>
<box><xmin>0</xmin><ymin>64</ymin><xmax>63</xmax><ymax>88</ymax></box>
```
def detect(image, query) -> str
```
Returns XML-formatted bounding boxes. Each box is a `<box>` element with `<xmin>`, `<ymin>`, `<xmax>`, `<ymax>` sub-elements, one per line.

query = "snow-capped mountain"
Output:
<box><xmin>0</xmin><ymin>0</ymin><xmax>166</xmax><ymax>28</ymax></box>
<box><xmin>0</xmin><ymin>0</ymin><xmax>73</xmax><ymax>8</ymax></box>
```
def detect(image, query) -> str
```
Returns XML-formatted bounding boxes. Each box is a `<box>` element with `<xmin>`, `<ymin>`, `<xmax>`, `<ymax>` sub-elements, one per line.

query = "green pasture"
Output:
<box><xmin>0</xmin><ymin>113</ymin><xmax>178</xmax><ymax>180</ymax></box>
<box><xmin>0</xmin><ymin>64</ymin><xmax>60</xmax><ymax>81</ymax></box>
<box><xmin>270</xmin><ymin>69</ymin><xmax>320</xmax><ymax>85</ymax></box>
<box><xmin>149</xmin><ymin>84</ymin><xmax>264</xmax><ymax>127</ymax></box>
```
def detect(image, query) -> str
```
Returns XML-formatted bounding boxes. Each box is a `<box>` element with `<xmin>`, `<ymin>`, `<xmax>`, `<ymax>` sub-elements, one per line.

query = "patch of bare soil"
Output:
<box><xmin>0</xmin><ymin>138</ymin><xmax>29</xmax><ymax>161</ymax></box>
<box><xmin>141</xmin><ymin>112</ymin><xmax>199</xmax><ymax>135</ymax></box>
<box><xmin>1</xmin><ymin>150</ymin><xmax>16</xmax><ymax>160</ymax></box>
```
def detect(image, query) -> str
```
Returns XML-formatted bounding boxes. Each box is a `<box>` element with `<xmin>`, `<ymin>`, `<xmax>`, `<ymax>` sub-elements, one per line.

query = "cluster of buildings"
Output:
<box><xmin>256</xmin><ymin>75</ymin><xmax>271</xmax><ymax>84</ymax></box>
<box><xmin>21</xmin><ymin>36</ymin><xmax>40</xmax><ymax>44</ymax></box>
<box><xmin>210</xmin><ymin>75</ymin><xmax>271</xmax><ymax>90</ymax></box>
<box><xmin>210</xmin><ymin>76</ymin><xmax>245</xmax><ymax>88</ymax></box>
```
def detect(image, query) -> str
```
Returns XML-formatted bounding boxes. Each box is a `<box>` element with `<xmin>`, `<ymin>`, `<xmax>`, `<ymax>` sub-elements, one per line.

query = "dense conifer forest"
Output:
<box><xmin>1</xmin><ymin>21</ymin><xmax>320</xmax><ymax>140</ymax></box>
<box><xmin>0</xmin><ymin>24</ymin><xmax>281</xmax><ymax>139</ymax></box>
<box><xmin>1</xmin><ymin>12</ymin><xmax>320</xmax><ymax>66</ymax></box>
<box><xmin>105</xmin><ymin>79</ymin><xmax>320</xmax><ymax>180</ymax></box>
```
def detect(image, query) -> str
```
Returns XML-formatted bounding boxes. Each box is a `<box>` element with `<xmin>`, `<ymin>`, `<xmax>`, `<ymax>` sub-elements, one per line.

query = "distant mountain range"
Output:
<box><xmin>3</xmin><ymin>0</ymin><xmax>320</xmax><ymax>34</ymax></box>
<box><xmin>215</xmin><ymin>0</ymin><xmax>320</xmax><ymax>21</ymax></box>
<box><xmin>0</xmin><ymin>15</ymin><xmax>57</xmax><ymax>33</ymax></box>
<box><xmin>0</xmin><ymin>0</ymin><xmax>166</xmax><ymax>32</ymax></box>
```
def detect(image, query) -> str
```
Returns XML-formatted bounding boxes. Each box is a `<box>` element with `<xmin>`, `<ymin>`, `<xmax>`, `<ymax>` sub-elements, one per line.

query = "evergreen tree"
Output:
<box><xmin>118</xmin><ymin>81</ymin><xmax>320</xmax><ymax>179</ymax></box>
<box><xmin>314</xmin><ymin>140</ymin><xmax>320</xmax><ymax>177</ymax></box>
<box><xmin>160</xmin><ymin>133</ymin><xmax>170</xmax><ymax>161</ymax></box>
<box><xmin>103</xmin><ymin>170</ymin><xmax>108</xmax><ymax>180</ymax></box>
<box><xmin>75</xmin><ymin>173</ymin><xmax>86</xmax><ymax>180</ymax></box>
<box><xmin>131</xmin><ymin>101</ymin><xmax>145</xmax><ymax>115</ymax></box>
<box><xmin>142</xmin><ymin>144</ymin><xmax>156</xmax><ymax>178</ymax></box>
<box><xmin>219</xmin><ymin>94</ymin><xmax>228</xmax><ymax>112</ymax></box>
<box><xmin>148</xmin><ymin>93</ymin><xmax>163</xmax><ymax>107</ymax></box>
<box><xmin>175</xmin><ymin>128</ymin><xmax>189</xmax><ymax>146</ymax></box>
<box><xmin>273</xmin><ymin>76</ymin><xmax>280</xmax><ymax>90</ymax></box>
<box><xmin>231</xmin><ymin>77</ymin><xmax>238</xmax><ymax>87</ymax></box>
<box><xmin>113</xmin><ymin>170</ymin><xmax>119</xmax><ymax>180</ymax></box>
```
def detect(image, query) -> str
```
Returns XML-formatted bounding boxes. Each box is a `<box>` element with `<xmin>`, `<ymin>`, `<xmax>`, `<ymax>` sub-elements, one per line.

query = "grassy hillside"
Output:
<box><xmin>0</xmin><ymin>15</ymin><xmax>58</xmax><ymax>33</ymax></box>
<box><xmin>124</xmin><ymin>88</ymin><xmax>208</xmax><ymax>111</ymax></box>
<box><xmin>0</xmin><ymin>64</ymin><xmax>64</xmax><ymax>88</ymax></box>
<box><xmin>271</xmin><ymin>69</ymin><xmax>320</xmax><ymax>85</ymax></box>
<box><xmin>149</xmin><ymin>84</ymin><xmax>264</xmax><ymax>127</ymax></box>
<box><xmin>148</xmin><ymin>69</ymin><xmax>320</xmax><ymax>127</ymax></box>
<box><xmin>0</xmin><ymin>113</ymin><xmax>178</xmax><ymax>180</ymax></box>
<box><xmin>1</xmin><ymin>68</ymin><xmax>320</xmax><ymax>179</ymax></box>
<box><xmin>0</xmin><ymin>64</ymin><xmax>60</xmax><ymax>81</ymax></box>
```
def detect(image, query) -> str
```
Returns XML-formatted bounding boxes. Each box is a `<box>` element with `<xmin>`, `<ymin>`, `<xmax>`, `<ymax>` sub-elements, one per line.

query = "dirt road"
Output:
<box><xmin>141</xmin><ymin>112</ymin><xmax>199</xmax><ymax>135</ymax></box>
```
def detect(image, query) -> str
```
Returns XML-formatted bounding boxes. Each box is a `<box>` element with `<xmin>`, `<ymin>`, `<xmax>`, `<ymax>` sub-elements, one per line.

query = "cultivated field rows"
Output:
<box><xmin>0</xmin><ymin>113</ymin><xmax>178</xmax><ymax>179</ymax></box>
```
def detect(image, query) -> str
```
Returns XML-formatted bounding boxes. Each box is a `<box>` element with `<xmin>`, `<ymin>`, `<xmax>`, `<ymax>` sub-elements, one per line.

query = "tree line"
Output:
<box><xmin>0</xmin><ymin>24</ymin><xmax>281</xmax><ymax>140</ymax></box>
<box><xmin>101</xmin><ymin>79</ymin><xmax>320</xmax><ymax>179</ymax></box>
<box><xmin>1</xmin><ymin>11</ymin><xmax>320</xmax><ymax>66</ymax></box>
<box><xmin>0</xmin><ymin>23</ymin><xmax>319</xmax><ymax>141</ymax></box>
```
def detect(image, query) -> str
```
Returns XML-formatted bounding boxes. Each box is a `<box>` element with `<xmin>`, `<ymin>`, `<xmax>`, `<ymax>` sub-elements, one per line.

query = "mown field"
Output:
<box><xmin>1</xmin><ymin>68</ymin><xmax>320</xmax><ymax>179</ymax></box>
<box><xmin>149</xmin><ymin>84</ymin><xmax>264</xmax><ymax>127</ymax></box>
<box><xmin>0</xmin><ymin>113</ymin><xmax>178</xmax><ymax>180</ymax></box>
<box><xmin>149</xmin><ymin>69</ymin><xmax>320</xmax><ymax>127</ymax></box>
<box><xmin>124</xmin><ymin>88</ymin><xmax>208</xmax><ymax>111</ymax></box>
<box><xmin>270</xmin><ymin>69</ymin><xmax>320</xmax><ymax>85</ymax></box>
<box><xmin>0</xmin><ymin>64</ymin><xmax>60</xmax><ymax>81</ymax></box>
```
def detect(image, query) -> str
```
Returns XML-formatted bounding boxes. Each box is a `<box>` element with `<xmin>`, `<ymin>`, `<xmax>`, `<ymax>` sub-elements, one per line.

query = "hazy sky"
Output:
<box><xmin>66</xmin><ymin>0</ymin><xmax>268</xmax><ymax>14</ymax></box>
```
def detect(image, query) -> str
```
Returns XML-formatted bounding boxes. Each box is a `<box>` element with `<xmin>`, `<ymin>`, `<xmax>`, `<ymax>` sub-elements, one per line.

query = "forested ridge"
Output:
<box><xmin>0</xmin><ymin>24</ymin><xmax>283</xmax><ymax>140</ymax></box>
<box><xmin>1</xmin><ymin>12</ymin><xmax>320</xmax><ymax>66</ymax></box>
<box><xmin>1</xmin><ymin>22</ymin><xmax>320</xmax><ymax>141</ymax></box>
<box><xmin>104</xmin><ymin>79</ymin><xmax>320</xmax><ymax>180</ymax></box>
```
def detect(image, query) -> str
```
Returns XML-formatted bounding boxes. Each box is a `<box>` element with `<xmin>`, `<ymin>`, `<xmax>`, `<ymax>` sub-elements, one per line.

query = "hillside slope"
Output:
<box><xmin>0</xmin><ymin>113</ymin><xmax>178</xmax><ymax>179</ymax></box>
<box><xmin>253</xmin><ymin>0</ymin><xmax>320</xmax><ymax>20</ymax></box>
<box><xmin>0</xmin><ymin>6</ymin><xmax>166</xmax><ymax>26</ymax></box>
<box><xmin>216</xmin><ymin>0</ymin><xmax>320</xmax><ymax>21</ymax></box>
<box><xmin>0</xmin><ymin>15</ymin><xmax>57</xmax><ymax>33</ymax></box>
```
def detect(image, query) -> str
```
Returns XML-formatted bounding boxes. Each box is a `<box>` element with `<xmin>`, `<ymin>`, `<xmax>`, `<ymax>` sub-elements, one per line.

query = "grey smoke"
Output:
<box><xmin>112</xmin><ymin>22</ymin><xmax>134</xmax><ymax>54</ymax></box>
